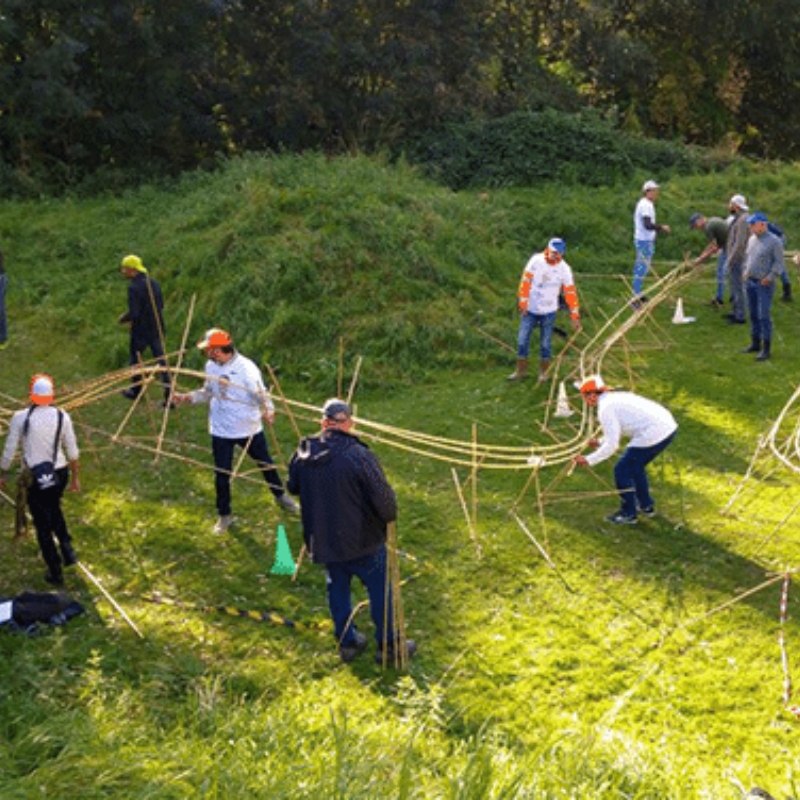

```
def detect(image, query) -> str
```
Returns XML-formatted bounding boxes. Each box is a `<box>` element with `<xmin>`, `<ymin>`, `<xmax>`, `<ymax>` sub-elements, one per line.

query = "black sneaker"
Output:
<box><xmin>375</xmin><ymin>638</ymin><xmax>418</xmax><ymax>666</ymax></box>
<box><xmin>639</xmin><ymin>506</ymin><xmax>656</xmax><ymax>518</ymax></box>
<box><xmin>61</xmin><ymin>544</ymin><xmax>79</xmax><ymax>566</ymax></box>
<box><xmin>552</xmin><ymin>326</ymin><xmax>568</xmax><ymax>340</ymax></box>
<box><xmin>605</xmin><ymin>511</ymin><xmax>638</xmax><ymax>525</ymax></box>
<box><xmin>725</xmin><ymin>314</ymin><xmax>746</xmax><ymax>324</ymax></box>
<box><xmin>44</xmin><ymin>571</ymin><xmax>64</xmax><ymax>586</ymax></box>
<box><xmin>121</xmin><ymin>388</ymin><xmax>140</xmax><ymax>400</ymax></box>
<box><xmin>709</xmin><ymin>297</ymin><xmax>723</xmax><ymax>308</ymax></box>
<box><xmin>339</xmin><ymin>631</ymin><xmax>368</xmax><ymax>663</ymax></box>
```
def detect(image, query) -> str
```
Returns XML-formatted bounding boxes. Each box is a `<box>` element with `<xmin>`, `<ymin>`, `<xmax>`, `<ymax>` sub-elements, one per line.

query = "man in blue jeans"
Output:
<box><xmin>632</xmin><ymin>180</ymin><xmax>671</xmax><ymax>303</ymax></box>
<box><xmin>509</xmin><ymin>238</ymin><xmax>581</xmax><ymax>382</ymax></box>
<box><xmin>288</xmin><ymin>398</ymin><xmax>416</xmax><ymax>665</ymax></box>
<box><xmin>573</xmin><ymin>376</ymin><xmax>678</xmax><ymax>524</ymax></box>
<box><xmin>742</xmin><ymin>211</ymin><xmax>785</xmax><ymax>362</ymax></box>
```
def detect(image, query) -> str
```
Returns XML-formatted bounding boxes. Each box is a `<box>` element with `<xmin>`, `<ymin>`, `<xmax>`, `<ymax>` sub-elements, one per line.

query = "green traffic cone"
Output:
<box><xmin>270</xmin><ymin>525</ymin><xmax>296</xmax><ymax>575</ymax></box>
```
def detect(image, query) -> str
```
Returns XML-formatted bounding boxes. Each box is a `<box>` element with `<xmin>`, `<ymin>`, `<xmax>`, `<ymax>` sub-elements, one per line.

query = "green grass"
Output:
<box><xmin>1</xmin><ymin>153</ymin><xmax>800</xmax><ymax>798</ymax></box>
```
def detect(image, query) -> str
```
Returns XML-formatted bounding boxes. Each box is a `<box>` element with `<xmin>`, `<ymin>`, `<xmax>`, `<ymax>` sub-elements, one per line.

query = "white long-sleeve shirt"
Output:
<box><xmin>1</xmin><ymin>405</ymin><xmax>79</xmax><ymax>470</ymax></box>
<box><xmin>189</xmin><ymin>352</ymin><xmax>274</xmax><ymax>439</ymax></box>
<box><xmin>586</xmin><ymin>392</ymin><xmax>677</xmax><ymax>467</ymax></box>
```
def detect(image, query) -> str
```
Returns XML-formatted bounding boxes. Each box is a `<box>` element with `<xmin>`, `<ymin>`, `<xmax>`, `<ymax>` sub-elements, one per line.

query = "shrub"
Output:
<box><xmin>404</xmin><ymin>108</ymin><xmax>719</xmax><ymax>190</ymax></box>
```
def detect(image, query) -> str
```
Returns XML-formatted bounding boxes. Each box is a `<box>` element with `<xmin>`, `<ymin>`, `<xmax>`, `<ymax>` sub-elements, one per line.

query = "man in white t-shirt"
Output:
<box><xmin>632</xmin><ymin>180</ymin><xmax>671</xmax><ymax>302</ymax></box>
<box><xmin>573</xmin><ymin>375</ymin><xmax>677</xmax><ymax>524</ymax></box>
<box><xmin>509</xmin><ymin>238</ymin><xmax>581</xmax><ymax>382</ymax></box>
<box><xmin>173</xmin><ymin>328</ymin><xmax>298</xmax><ymax>533</ymax></box>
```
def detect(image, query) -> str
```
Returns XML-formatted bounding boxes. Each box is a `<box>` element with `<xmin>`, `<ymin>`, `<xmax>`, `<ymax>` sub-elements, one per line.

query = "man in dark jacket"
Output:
<box><xmin>287</xmin><ymin>398</ymin><xmax>416</xmax><ymax>664</ymax></box>
<box><xmin>118</xmin><ymin>254</ymin><xmax>170</xmax><ymax>402</ymax></box>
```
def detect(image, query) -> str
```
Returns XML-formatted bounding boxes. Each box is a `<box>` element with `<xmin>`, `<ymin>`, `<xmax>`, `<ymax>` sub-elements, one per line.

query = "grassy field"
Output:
<box><xmin>1</xmin><ymin>153</ymin><xmax>800</xmax><ymax>798</ymax></box>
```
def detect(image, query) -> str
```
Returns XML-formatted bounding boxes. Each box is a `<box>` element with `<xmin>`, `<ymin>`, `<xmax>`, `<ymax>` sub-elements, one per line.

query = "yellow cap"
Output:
<box><xmin>120</xmin><ymin>254</ymin><xmax>147</xmax><ymax>273</ymax></box>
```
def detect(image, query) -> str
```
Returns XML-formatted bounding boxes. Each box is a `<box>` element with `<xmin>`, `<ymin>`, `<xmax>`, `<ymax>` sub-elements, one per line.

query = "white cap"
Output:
<box><xmin>30</xmin><ymin>374</ymin><xmax>55</xmax><ymax>406</ymax></box>
<box><xmin>642</xmin><ymin>180</ymin><xmax>660</xmax><ymax>192</ymax></box>
<box><xmin>729</xmin><ymin>194</ymin><xmax>748</xmax><ymax>210</ymax></box>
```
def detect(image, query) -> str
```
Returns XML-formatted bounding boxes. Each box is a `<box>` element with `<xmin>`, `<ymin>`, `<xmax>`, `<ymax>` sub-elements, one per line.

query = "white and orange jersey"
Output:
<box><xmin>517</xmin><ymin>252</ymin><xmax>579</xmax><ymax>316</ymax></box>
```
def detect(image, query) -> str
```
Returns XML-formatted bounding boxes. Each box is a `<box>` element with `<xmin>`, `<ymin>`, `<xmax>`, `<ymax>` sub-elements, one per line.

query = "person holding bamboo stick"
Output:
<box><xmin>287</xmin><ymin>398</ymin><xmax>417</xmax><ymax>665</ymax></box>
<box><xmin>172</xmin><ymin>327</ymin><xmax>298</xmax><ymax>533</ymax></box>
<box><xmin>573</xmin><ymin>375</ymin><xmax>677</xmax><ymax>524</ymax></box>
<box><xmin>118</xmin><ymin>254</ymin><xmax>171</xmax><ymax>404</ymax></box>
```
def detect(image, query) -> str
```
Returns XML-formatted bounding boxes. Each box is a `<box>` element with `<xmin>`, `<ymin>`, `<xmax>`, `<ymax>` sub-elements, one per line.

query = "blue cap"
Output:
<box><xmin>547</xmin><ymin>238</ymin><xmax>567</xmax><ymax>255</ymax></box>
<box><xmin>688</xmin><ymin>212</ymin><xmax>703</xmax><ymax>228</ymax></box>
<box><xmin>747</xmin><ymin>211</ymin><xmax>768</xmax><ymax>225</ymax></box>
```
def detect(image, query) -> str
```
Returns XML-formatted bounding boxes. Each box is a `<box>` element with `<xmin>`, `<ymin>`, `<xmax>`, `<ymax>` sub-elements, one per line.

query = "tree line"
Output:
<box><xmin>2</xmin><ymin>0</ymin><xmax>799</xmax><ymax>193</ymax></box>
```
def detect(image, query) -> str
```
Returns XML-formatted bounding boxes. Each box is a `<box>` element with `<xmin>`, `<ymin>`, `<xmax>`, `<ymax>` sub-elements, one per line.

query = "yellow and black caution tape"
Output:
<box><xmin>142</xmin><ymin>592</ymin><xmax>331</xmax><ymax>633</ymax></box>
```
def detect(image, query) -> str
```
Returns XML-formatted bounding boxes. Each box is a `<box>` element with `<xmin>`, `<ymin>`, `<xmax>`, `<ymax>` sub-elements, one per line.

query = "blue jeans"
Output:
<box><xmin>715</xmin><ymin>250</ymin><xmax>726</xmax><ymax>302</ymax></box>
<box><xmin>0</xmin><ymin>273</ymin><xmax>7</xmax><ymax>343</ymax></box>
<box><xmin>517</xmin><ymin>311</ymin><xmax>556</xmax><ymax>359</ymax></box>
<box><xmin>633</xmin><ymin>240</ymin><xmax>655</xmax><ymax>296</ymax></box>
<box><xmin>746</xmin><ymin>279</ymin><xmax>775</xmax><ymax>342</ymax></box>
<box><xmin>614</xmin><ymin>432</ymin><xmax>676</xmax><ymax>517</ymax></box>
<box><xmin>729</xmin><ymin>259</ymin><xmax>746</xmax><ymax>321</ymax></box>
<box><xmin>211</xmin><ymin>431</ymin><xmax>284</xmax><ymax>516</ymax></box>
<box><xmin>326</xmin><ymin>546</ymin><xmax>394</xmax><ymax>647</ymax></box>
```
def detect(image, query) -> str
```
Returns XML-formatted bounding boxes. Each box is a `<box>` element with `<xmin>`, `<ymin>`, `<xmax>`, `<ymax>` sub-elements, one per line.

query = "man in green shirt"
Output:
<box><xmin>689</xmin><ymin>212</ymin><xmax>729</xmax><ymax>308</ymax></box>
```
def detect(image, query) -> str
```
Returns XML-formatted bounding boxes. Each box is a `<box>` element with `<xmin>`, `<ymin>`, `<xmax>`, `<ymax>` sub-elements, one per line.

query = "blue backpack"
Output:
<box><xmin>767</xmin><ymin>221</ymin><xmax>786</xmax><ymax>244</ymax></box>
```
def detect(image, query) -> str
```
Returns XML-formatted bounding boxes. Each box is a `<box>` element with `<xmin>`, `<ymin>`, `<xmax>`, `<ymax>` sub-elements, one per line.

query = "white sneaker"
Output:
<box><xmin>276</xmin><ymin>494</ymin><xmax>299</xmax><ymax>514</ymax></box>
<box><xmin>213</xmin><ymin>514</ymin><xmax>235</xmax><ymax>534</ymax></box>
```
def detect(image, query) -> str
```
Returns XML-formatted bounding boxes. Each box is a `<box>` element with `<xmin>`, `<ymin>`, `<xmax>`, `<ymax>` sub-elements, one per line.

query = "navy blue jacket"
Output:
<box><xmin>123</xmin><ymin>273</ymin><xmax>164</xmax><ymax>347</ymax></box>
<box><xmin>287</xmin><ymin>429</ymin><xmax>396</xmax><ymax>564</ymax></box>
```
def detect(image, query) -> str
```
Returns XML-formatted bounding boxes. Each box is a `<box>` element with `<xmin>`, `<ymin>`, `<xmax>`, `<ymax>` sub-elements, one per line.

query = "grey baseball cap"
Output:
<box><xmin>323</xmin><ymin>398</ymin><xmax>352</xmax><ymax>421</ymax></box>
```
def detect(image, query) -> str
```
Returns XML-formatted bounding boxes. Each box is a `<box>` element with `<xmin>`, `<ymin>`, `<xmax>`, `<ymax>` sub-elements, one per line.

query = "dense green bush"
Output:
<box><xmin>404</xmin><ymin>109</ymin><xmax>724</xmax><ymax>190</ymax></box>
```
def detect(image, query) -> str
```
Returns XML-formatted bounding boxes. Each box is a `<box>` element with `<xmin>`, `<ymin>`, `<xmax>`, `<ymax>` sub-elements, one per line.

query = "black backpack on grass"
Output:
<box><xmin>1</xmin><ymin>591</ymin><xmax>84</xmax><ymax>634</ymax></box>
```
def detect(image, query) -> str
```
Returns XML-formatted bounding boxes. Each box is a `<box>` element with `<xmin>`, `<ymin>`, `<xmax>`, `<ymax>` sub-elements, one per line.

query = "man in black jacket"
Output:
<box><xmin>288</xmin><ymin>399</ymin><xmax>416</xmax><ymax>664</ymax></box>
<box><xmin>118</xmin><ymin>254</ymin><xmax>171</xmax><ymax>402</ymax></box>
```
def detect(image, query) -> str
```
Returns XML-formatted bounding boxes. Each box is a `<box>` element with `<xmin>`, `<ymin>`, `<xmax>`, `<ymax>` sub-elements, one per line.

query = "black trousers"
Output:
<box><xmin>130</xmin><ymin>333</ymin><xmax>170</xmax><ymax>392</ymax></box>
<box><xmin>211</xmin><ymin>431</ymin><xmax>284</xmax><ymax>516</ymax></box>
<box><xmin>27</xmin><ymin>467</ymin><xmax>73</xmax><ymax>576</ymax></box>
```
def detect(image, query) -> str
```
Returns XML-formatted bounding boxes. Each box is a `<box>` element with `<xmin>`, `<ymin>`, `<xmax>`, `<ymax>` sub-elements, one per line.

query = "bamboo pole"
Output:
<box><xmin>78</xmin><ymin>561</ymin><xmax>144</xmax><ymax>638</ymax></box>
<box><xmin>511</xmin><ymin>511</ymin><xmax>574</xmax><ymax>593</ymax></box>
<box><xmin>155</xmin><ymin>293</ymin><xmax>196</xmax><ymax>464</ymax></box>
<box><xmin>346</xmin><ymin>355</ymin><xmax>363</xmax><ymax>407</ymax></box>
<box><xmin>451</xmin><ymin>468</ymin><xmax>482</xmax><ymax>558</ymax></box>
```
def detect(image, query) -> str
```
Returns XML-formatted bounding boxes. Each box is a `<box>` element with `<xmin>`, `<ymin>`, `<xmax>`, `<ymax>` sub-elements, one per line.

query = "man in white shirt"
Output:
<box><xmin>509</xmin><ymin>238</ymin><xmax>581</xmax><ymax>382</ymax></box>
<box><xmin>173</xmin><ymin>328</ymin><xmax>298</xmax><ymax>533</ymax></box>
<box><xmin>632</xmin><ymin>180</ymin><xmax>671</xmax><ymax>302</ymax></box>
<box><xmin>573</xmin><ymin>375</ymin><xmax>678</xmax><ymax>524</ymax></box>
<box><xmin>0</xmin><ymin>374</ymin><xmax>81</xmax><ymax>585</ymax></box>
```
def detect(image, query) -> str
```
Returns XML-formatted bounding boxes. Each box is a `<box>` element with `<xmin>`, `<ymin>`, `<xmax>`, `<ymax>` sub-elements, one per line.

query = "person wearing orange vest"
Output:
<box><xmin>509</xmin><ymin>238</ymin><xmax>581</xmax><ymax>382</ymax></box>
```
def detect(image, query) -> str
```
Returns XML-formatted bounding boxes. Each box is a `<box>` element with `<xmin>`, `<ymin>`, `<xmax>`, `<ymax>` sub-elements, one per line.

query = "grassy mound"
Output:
<box><xmin>1</xmin><ymin>152</ymin><xmax>800</xmax><ymax>797</ymax></box>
